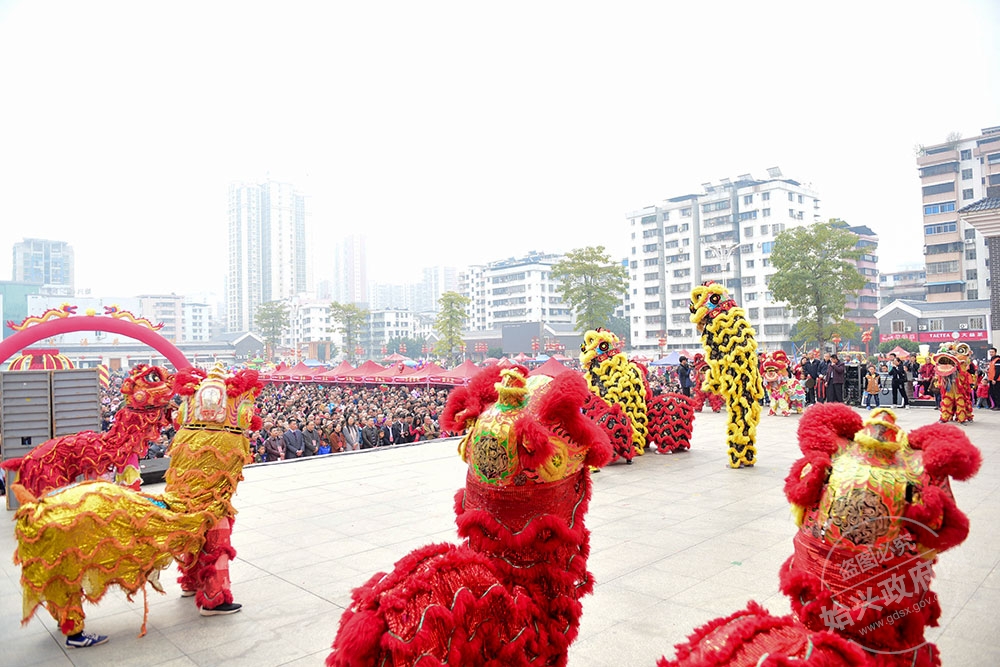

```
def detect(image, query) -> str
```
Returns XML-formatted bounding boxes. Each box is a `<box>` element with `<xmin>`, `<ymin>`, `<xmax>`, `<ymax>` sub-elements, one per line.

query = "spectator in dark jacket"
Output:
<box><xmin>302</xmin><ymin>420</ymin><xmax>321</xmax><ymax>456</ymax></box>
<box><xmin>361</xmin><ymin>417</ymin><xmax>379</xmax><ymax>449</ymax></box>
<box><xmin>264</xmin><ymin>427</ymin><xmax>285</xmax><ymax>462</ymax></box>
<box><xmin>802</xmin><ymin>349</ymin><xmax>821</xmax><ymax>405</ymax></box>
<box><xmin>828</xmin><ymin>355</ymin><xmax>846</xmax><ymax>403</ymax></box>
<box><xmin>889</xmin><ymin>358</ymin><xmax>909</xmax><ymax>409</ymax></box>
<box><xmin>677</xmin><ymin>357</ymin><xmax>694</xmax><ymax>397</ymax></box>
<box><xmin>378</xmin><ymin>415</ymin><xmax>397</xmax><ymax>447</ymax></box>
<box><xmin>283</xmin><ymin>419</ymin><xmax>306</xmax><ymax>459</ymax></box>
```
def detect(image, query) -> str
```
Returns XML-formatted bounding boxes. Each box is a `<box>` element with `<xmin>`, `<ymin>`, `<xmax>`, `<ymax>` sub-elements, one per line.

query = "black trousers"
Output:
<box><xmin>989</xmin><ymin>381</ymin><xmax>1000</xmax><ymax>409</ymax></box>
<box><xmin>892</xmin><ymin>382</ymin><xmax>908</xmax><ymax>407</ymax></box>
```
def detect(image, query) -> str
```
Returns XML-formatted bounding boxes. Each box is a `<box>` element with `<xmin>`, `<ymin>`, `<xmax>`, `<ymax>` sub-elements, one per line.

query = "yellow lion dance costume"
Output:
<box><xmin>580</xmin><ymin>328</ymin><xmax>649</xmax><ymax>456</ymax></box>
<box><xmin>12</xmin><ymin>363</ymin><xmax>262</xmax><ymax>640</ymax></box>
<box><xmin>689</xmin><ymin>281</ymin><xmax>763</xmax><ymax>468</ymax></box>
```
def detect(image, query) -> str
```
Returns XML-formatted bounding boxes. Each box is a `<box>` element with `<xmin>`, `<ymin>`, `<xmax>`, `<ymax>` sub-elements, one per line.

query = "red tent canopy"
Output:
<box><xmin>315</xmin><ymin>360</ymin><xmax>355</xmax><ymax>380</ymax></box>
<box><xmin>273</xmin><ymin>362</ymin><xmax>311</xmax><ymax>376</ymax></box>
<box><xmin>513</xmin><ymin>352</ymin><xmax>531</xmax><ymax>362</ymax></box>
<box><xmin>266</xmin><ymin>361</ymin><xmax>313</xmax><ymax>382</ymax></box>
<box><xmin>528</xmin><ymin>358</ymin><xmax>575</xmax><ymax>378</ymax></box>
<box><xmin>888</xmin><ymin>345</ymin><xmax>911</xmax><ymax>360</ymax></box>
<box><xmin>364</xmin><ymin>363</ymin><xmax>416</xmax><ymax>384</ymax></box>
<box><xmin>336</xmin><ymin>360</ymin><xmax>386</xmax><ymax>381</ymax></box>
<box><xmin>404</xmin><ymin>362</ymin><xmax>447</xmax><ymax>383</ymax></box>
<box><xmin>382</xmin><ymin>353</ymin><xmax>413</xmax><ymax>363</ymax></box>
<box><xmin>428</xmin><ymin>359</ymin><xmax>481</xmax><ymax>385</ymax></box>
<box><xmin>296</xmin><ymin>366</ymin><xmax>330</xmax><ymax>381</ymax></box>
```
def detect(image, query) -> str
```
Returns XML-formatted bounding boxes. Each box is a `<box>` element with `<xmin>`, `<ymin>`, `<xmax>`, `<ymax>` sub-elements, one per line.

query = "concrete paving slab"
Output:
<box><xmin>1</xmin><ymin>405</ymin><xmax>997</xmax><ymax>665</ymax></box>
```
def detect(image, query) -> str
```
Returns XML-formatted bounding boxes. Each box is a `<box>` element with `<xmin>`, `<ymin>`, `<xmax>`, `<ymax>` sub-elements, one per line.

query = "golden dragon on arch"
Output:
<box><xmin>6</xmin><ymin>303</ymin><xmax>77</xmax><ymax>331</ymax></box>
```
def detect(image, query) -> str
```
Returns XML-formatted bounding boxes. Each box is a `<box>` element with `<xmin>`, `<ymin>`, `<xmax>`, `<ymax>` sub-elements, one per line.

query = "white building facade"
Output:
<box><xmin>626</xmin><ymin>170</ymin><xmax>821</xmax><ymax>353</ymax></box>
<box><xmin>182</xmin><ymin>302</ymin><xmax>214</xmax><ymax>342</ymax></box>
<box><xmin>12</xmin><ymin>238</ymin><xmax>75</xmax><ymax>296</ymax></box>
<box><xmin>916</xmin><ymin>126</ymin><xmax>999</xmax><ymax>302</ymax></box>
<box><xmin>459</xmin><ymin>251</ymin><xmax>572</xmax><ymax>332</ymax></box>
<box><xmin>359</xmin><ymin>309</ymin><xmax>416</xmax><ymax>357</ymax></box>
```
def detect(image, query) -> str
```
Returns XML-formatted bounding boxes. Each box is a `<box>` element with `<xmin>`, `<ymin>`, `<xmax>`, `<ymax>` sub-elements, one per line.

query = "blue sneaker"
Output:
<box><xmin>66</xmin><ymin>631</ymin><xmax>109</xmax><ymax>648</ymax></box>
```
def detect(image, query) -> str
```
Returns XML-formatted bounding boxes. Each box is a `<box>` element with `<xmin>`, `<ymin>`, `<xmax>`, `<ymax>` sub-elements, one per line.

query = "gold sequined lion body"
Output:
<box><xmin>12</xmin><ymin>365</ymin><xmax>262</xmax><ymax>637</ymax></box>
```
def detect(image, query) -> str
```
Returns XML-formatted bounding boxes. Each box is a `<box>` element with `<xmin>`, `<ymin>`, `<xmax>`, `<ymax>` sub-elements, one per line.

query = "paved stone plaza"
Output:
<box><xmin>2</xmin><ymin>405</ymin><xmax>998</xmax><ymax>666</ymax></box>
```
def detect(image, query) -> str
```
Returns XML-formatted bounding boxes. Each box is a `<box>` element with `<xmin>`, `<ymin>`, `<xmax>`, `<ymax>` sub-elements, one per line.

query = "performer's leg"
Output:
<box><xmin>58</xmin><ymin>594</ymin><xmax>108</xmax><ymax>648</ymax></box>
<box><xmin>191</xmin><ymin>517</ymin><xmax>241</xmax><ymax>614</ymax></box>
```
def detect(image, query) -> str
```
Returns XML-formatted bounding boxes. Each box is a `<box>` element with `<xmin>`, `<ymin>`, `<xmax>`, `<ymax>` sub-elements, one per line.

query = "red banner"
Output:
<box><xmin>879</xmin><ymin>333</ymin><xmax>917</xmax><ymax>342</ymax></box>
<box><xmin>919</xmin><ymin>330</ymin><xmax>988</xmax><ymax>342</ymax></box>
<box><xmin>879</xmin><ymin>330</ymin><xmax>987</xmax><ymax>343</ymax></box>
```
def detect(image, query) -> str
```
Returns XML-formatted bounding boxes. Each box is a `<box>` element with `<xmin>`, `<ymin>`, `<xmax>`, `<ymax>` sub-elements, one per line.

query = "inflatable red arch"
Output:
<box><xmin>0</xmin><ymin>317</ymin><xmax>190</xmax><ymax>370</ymax></box>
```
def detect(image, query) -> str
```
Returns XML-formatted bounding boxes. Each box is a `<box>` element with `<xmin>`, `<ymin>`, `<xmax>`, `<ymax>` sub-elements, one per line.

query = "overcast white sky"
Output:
<box><xmin>1</xmin><ymin>0</ymin><xmax>998</xmax><ymax>300</ymax></box>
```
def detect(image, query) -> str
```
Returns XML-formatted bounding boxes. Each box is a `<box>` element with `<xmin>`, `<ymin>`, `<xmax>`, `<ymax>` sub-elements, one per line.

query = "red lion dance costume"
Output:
<box><xmin>660</xmin><ymin>404</ymin><xmax>981</xmax><ymax>666</ymax></box>
<box><xmin>689</xmin><ymin>353</ymin><xmax>724</xmax><ymax>413</ymax></box>
<box><xmin>327</xmin><ymin>365</ymin><xmax>612</xmax><ymax>666</ymax></box>
<box><xmin>2</xmin><ymin>364</ymin><xmax>175</xmax><ymax>494</ymax></box>
<box><xmin>932</xmin><ymin>342</ymin><xmax>974</xmax><ymax>423</ymax></box>
<box><xmin>12</xmin><ymin>364</ymin><xmax>262</xmax><ymax>642</ymax></box>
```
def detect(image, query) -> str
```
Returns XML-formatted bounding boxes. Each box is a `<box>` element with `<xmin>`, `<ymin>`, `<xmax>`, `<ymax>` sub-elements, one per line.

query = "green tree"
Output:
<box><xmin>552</xmin><ymin>246</ymin><xmax>628</xmax><ymax>333</ymax></box>
<box><xmin>878</xmin><ymin>338</ymin><xmax>919</xmax><ymax>356</ymax></box>
<box><xmin>328</xmin><ymin>302</ymin><xmax>369</xmax><ymax>364</ymax></box>
<box><xmin>607</xmin><ymin>314</ymin><xmax>629</xmax><ymax>348</ymax></box>
<box><xmin>386</xmin><ymin>336</ymin><xmax>426</xmax><ymax>359</ymax></box>
<box><xmin>254</xmin><ymin>301</ymin><xmax>290</xmax><ymax>360</ymax></box>
<box><xmin>434</xmin><ymin>291</ymin><xmax>470</xmax><ymax>365</ymax></box>
<box><xmin>769</xmin><ymin>220</ymin><xmax>867</xmax><ymax>350</ymax></box>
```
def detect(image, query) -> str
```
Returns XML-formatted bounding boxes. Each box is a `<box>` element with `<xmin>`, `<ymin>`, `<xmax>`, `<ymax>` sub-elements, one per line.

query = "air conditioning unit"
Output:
<box><xmin>959</xmin><ymin>323</ymin><xmax>968</xmax><ymax>329</ymax></box>
<box><xmin>965</xmin><ymin>238</ymin><xmax>975</xmax><ymax>245</ymax></box>
<box><xmin>918</xmin><ymin>325</ymin><xmax>928</xmax><ymax>331</ymax></box>
<box><xmin>906</xmin><ymin>327</ymin><xmax>913</xmax><ymax>332</ymax></box>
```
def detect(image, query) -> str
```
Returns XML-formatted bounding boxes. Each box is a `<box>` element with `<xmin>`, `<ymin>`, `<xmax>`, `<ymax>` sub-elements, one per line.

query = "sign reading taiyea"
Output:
<box><xmin>879</xmin><ymin>330</ymin><xmax>987</xmax><ymax>343</ymax></box>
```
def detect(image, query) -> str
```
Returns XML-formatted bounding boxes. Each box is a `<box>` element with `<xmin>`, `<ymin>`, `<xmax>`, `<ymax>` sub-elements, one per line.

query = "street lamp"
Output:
<box><xmin>704</xmin><ymin>241</ymin><xmax>741</xmax><ymax>294</ymax></box>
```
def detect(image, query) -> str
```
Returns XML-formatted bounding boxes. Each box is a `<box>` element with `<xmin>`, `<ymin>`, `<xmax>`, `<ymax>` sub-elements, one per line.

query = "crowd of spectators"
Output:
<box><xmin>95</xmin><ymin>369</ymin><xmax>456</xmax><ymax>465</ymax></box>
<box><xmin>248</xmin><ymin>382</ymin><xmax>454</xmax><ymax>463</ymax></box>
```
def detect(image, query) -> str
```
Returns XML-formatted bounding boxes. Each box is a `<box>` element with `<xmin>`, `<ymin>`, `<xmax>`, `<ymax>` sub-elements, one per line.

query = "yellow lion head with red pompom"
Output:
<box><xmin>688</xmin><ymin>281</ymin><xmax>736</xmax><ymax>332</ymax></box>
<box><xmin>579</xmin><ymin>328</ymin><xmax>624</xmax><ymax>370</ymax></box>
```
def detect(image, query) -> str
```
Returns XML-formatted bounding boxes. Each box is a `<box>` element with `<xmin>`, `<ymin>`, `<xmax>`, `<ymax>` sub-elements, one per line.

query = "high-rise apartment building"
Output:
<box><xmin>12</xmin><ymin>238</ymin><xmax>74</xmax><ymax>296</ymax></box>
<box><xmin>332</xmin><ymin>235</ymin><xmax>368</xmax><ymax>307</ymax></box>
<box><xmin>226</xmin><ymin>179</ymin><xmax>307</xmax><ymax>332</ymax></box>
<box><xmin>839</xmin><ymin>222</ymin><xmax>880</xmax><ymax>331</ymax></box>
<box><xmin>626</xmin><ymin>170</ymin><xmax>821</xmax><ymax>353</ymax></box>
<box><xmin>413</xmin><ymin>266</ymin><xmax>459</xmax><ymax>313</ymax></box>
<box><xmin>369</xmin><ymin>282</ymin><xmax>411</xmax><ymax>311</ymax></box>
<box><xmin>459</xmin><ymin>251</ymin><xmax>572</xmax><ymax>332</ymax></box>
<box><xmin>916</xmin><ymin>125</ymin><xmax>999</xmax><ymax>302</ymax></box>
<box><xmin>879</xmin><ymin>268</ymin><xmax>927</xmax><ymax>307</ymax></box>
